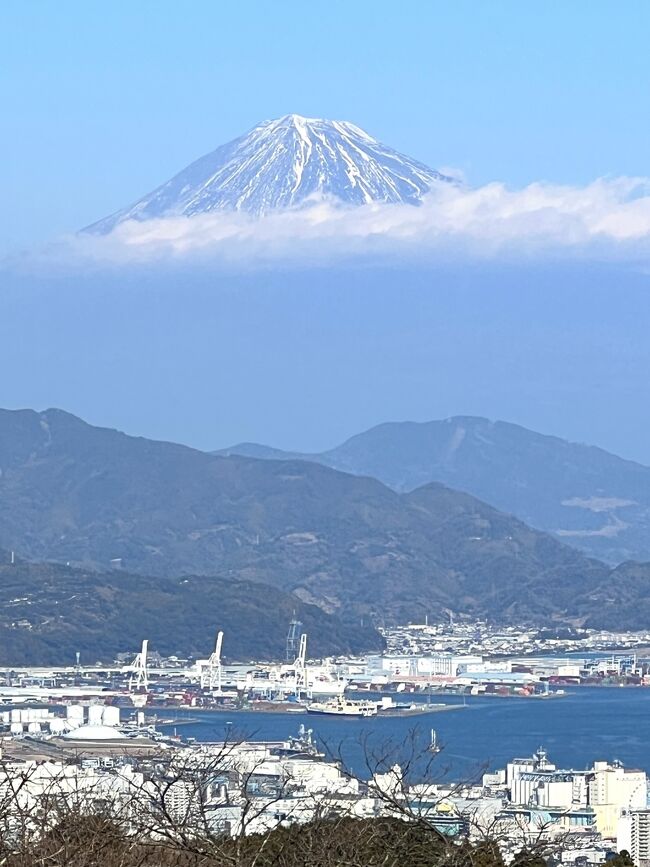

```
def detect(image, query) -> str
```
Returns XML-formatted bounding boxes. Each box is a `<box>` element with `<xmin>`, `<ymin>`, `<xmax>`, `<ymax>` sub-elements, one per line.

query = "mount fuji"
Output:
<box><xmin>86</xmin><ymin>114</ymin><xmax>453</xmax><ymax>232</ymax></box>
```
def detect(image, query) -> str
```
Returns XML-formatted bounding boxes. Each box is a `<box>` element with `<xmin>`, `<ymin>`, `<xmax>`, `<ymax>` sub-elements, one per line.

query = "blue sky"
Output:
<box><xmin>2</xmin><ymin>1</ymin><xmax>649</xmax><ymax>247</ymax></box>
<box><xmin>2</xmin><ymin>2</ymin><xmax>650</xmax><ymax>464</ymax></box>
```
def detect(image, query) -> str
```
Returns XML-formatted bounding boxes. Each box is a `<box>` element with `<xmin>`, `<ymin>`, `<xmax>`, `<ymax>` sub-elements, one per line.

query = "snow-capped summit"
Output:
<box><xmin>86</xmin><ymin>114</ymin><xmax>453</xmax><ymax>232</ymax></box>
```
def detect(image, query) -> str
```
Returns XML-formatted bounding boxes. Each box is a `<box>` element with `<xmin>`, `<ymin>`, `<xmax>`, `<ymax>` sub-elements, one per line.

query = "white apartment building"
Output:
<box><xmin>618</xmin><ymin>808</ymin><xmax>650</xmax><ymax>866</ymax></box>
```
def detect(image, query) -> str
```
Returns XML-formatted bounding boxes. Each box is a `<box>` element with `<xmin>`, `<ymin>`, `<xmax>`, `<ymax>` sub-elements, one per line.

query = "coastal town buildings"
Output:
<box><xmin>0</xmin><ymin>722</ymin><xmax>644</xmax><ymax>864</ymax></box>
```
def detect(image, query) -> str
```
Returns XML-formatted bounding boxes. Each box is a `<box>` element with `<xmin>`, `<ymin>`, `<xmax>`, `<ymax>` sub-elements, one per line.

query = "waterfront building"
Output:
<box><xmin>496</xmin><ymin>748</ymin><xmax>646</xmax><ymax>841</ymax></box>
<box><xmin>589</xmin><ymin>761</ymin><xmax>647</xmax><ymax>837</ymax></box>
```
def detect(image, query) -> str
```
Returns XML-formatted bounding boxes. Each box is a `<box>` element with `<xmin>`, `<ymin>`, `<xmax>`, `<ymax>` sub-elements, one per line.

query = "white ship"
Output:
<box><xmin>307</xmin><ymin>670</ymin><xmax>349</xmax><ymax>696</ymax></box>
<box><xmin>235</xmin><ymin>669</ymin><xmax>348</xmax><ymax>697</ymax></box>
<box><xmin>306</xmin><ymin>697</ymin><xmax>377</xmax><ymax>718</ymax></box>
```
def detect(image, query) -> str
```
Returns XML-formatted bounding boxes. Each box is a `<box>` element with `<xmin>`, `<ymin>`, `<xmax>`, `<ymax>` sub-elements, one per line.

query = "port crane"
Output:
<box><xmin>286</xmin><ymin>617</ymin><xmax>303</xmax><ymax>662</ymax></box>
<box><xmin>201</xmin><ymin>630</ymin><xmax>224</xmax><ymax>693</ymax></box>
<box><xmin>293</xmin><ymin>633</ymin><xmax>308</xmax><ymax>697</ymax></box>
<box><xmin>124</xmin><ymin>639</ymin><xmax>149</xmax><ymax>693</ymax></box>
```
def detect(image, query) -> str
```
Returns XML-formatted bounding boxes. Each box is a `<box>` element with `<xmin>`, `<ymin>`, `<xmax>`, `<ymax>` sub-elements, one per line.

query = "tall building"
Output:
<box><xmin>588</xmin><ymin>762</ymin><xmax>647</xmax><ymax>837</ymax></box>
<box><xmin>617</xmin><ymin>808</ymin><xmax>650</xmax><ymax>866</ymax></box>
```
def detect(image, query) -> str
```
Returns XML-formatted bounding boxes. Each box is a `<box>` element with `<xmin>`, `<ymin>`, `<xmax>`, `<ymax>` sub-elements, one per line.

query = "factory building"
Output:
<box><xmin>364</xmin><ymin>654</ymin><xmax>484</xmax><ymax>679</ymax></box>
<box><xmin>500</xmin><ymin>749</ymin><xmax>647</xmax><ymax>840</ymax></box>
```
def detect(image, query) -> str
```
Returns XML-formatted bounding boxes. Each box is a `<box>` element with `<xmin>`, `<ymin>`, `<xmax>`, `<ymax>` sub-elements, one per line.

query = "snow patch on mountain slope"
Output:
<box><xmin>86</xmin><ymin>114</ymin><xmax>453</xmax><ymax>233</ymax></box>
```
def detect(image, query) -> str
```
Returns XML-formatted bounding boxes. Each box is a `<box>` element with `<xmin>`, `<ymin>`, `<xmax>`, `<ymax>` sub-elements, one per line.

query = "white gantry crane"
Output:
<box><xmin>124</xmin><ymin>639</ymin><xmax>149</xmax><ymax>693</ymax></box>
<box><xmin>293</xmin><ymin>633</ymin><xmax>308</xmax><ymax>697</ymax></box>
<box><xmin>201</xmin><ymin>630</ymin><xmax>224</xmax><ymax>693</ymax></box>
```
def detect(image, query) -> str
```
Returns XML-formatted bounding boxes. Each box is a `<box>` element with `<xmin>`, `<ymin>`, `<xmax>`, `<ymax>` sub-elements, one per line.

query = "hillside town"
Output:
<box><xmin>381</xmin><ymin>622</ymin><xmax>650</xmax><ymax>662</ymax></box>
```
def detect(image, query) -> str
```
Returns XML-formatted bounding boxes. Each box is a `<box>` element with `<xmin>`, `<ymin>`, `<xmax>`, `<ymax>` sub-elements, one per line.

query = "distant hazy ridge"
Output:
<box><xmin>217</xmin><ymin>416</ymin><xmax>650</xmax><ymax>565</ymax></box>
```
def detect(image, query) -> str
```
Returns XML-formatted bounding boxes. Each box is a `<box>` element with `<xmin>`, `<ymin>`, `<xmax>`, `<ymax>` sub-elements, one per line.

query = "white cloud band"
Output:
<box><xmin>51</xmin><ymin>176</ymin><xmax>650</xmax><ymax>265</ymax></box>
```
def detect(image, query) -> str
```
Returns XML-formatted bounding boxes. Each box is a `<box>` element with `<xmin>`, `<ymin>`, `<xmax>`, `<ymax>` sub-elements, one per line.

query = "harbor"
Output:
<box><xmin>154</xmin><ymin>685</ymin><xmax>650</xmax><ymax>779</ymax></box>
<box><xmin>0</xmin><ymin>625</ymin><xmax>648</xmax><ymax>861</ymax></box>
<box><xmin>2</xmin><ymin>622</ymin><xmax>650</xmax><ymax>734</ymax></box>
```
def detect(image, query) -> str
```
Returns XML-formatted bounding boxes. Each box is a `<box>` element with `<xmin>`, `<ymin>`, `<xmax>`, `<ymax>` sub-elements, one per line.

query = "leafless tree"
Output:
<box><xmin>0</xmin><ymin>729</ymin><xmax>616</xmax><ymax>867</ymax></box>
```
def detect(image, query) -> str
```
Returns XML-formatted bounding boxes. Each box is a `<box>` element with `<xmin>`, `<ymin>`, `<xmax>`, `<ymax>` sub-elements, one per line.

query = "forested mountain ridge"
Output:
<box><xmin>0</xmin><ymin>551</ymin><xmax>382</xmax><ymax>665</ymax></box>
<box><xmin>0</xmin><ymin>408</ymin><xmax>648</xmax><ymax>630</ymax></box>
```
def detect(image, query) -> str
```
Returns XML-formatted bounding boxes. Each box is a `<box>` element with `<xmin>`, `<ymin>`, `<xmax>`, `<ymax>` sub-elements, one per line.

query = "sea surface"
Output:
<box><xmin>157</xmin><ymin>687</ymin><xmax>650</xmax><ymax>780</ymax></box>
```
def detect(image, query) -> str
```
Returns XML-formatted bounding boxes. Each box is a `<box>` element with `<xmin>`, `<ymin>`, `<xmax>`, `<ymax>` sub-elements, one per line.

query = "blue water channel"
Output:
<box><xmin>157</xmin><ymin>687</ymin><xmax>650</xmax><ymax>780</ymax></box>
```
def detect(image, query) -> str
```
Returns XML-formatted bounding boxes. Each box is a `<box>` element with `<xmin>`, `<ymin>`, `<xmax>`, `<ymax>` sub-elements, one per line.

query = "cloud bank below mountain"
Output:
<box><xmin>59</xmin><ymin>175</ymin><xmax>650</xmax><ymax>266</ymax></box>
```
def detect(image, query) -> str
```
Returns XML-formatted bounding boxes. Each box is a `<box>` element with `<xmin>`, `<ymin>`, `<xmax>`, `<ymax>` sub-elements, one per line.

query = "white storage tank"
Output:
<box><xmin>66</xmin><ymin>705</ymin><xmax>84</xmax><ymax>726</ymax></box>
<box><xmin>9</xmin><ymin>722</ymin><xmax>22</xmax><ymax>734</ymax></box>
<box><xmin>88</xmin><ymin>705</ymin><xmax>104</xmax><ymax>726</ymax></box>
<box><xmin>27</xmin><ymin>722</ymin><xmax>40</xmax><ymax>734</ymax></box>
<box><xmin>49</xmin><ymin>719</ymin><xmax>66</xmax><ymax>735</ymax></box>
<box><xmin>10</xmin><ymin>709</ymin><xmax>20</xmax><ymax>723</ymax></box>
<box><xmin>102</xmin><ymin>706</ymin><xmax>120</xmax><ymax>727</ymax></box>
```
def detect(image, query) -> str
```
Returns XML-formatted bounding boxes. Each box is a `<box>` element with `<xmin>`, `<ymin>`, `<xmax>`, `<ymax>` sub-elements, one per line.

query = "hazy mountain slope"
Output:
<box><xmin>587</xmin><ymin>561</ymin><xmax>650</xmax><ymax>631</ymax></box>
<box><xmin>85</xmin><ymin>114</ymin><xmax>453</xmax><ymax>231</ymax></box>
<box><xmin>219</xmin><ymin>442</ymin><xmax>301</xmax><ymax>461</ymax></box>
<box><xmin>0</xmin><ymin>552</ymin><xmax>381</xmax><ymax>665</ymax></box>
<box><xmin>216</xmin><ymin>417</ymin><xmax>650</xmax><ymax>564</ymax></box>
<box><xmin>0</xmin><ymin>407</ymin><xmax>639</xmax><ymax>627</ymax></box>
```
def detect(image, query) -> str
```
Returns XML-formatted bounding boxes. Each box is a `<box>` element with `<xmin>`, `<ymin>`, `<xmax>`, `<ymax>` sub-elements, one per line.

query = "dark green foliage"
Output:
<box><xmin>0</xmin><ymin>557</ymin><xmax>382</xmax><ymax>665</ymax></box>
<box><xmin>607</xmin><ymin>851</ymin><xmax>636</xmax><ymax>867</ymax></box>
<box><xmin>2</xmin><ymin>814</ymin><xmax>554</xmax><ymax>867</ymax></box>
<box><xmin>229</xmin><ymin>816</ymin><xmax>449</xmax><ymax>866</ymax></box>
